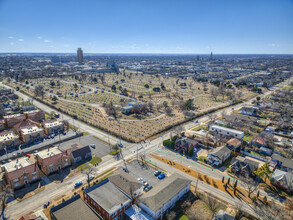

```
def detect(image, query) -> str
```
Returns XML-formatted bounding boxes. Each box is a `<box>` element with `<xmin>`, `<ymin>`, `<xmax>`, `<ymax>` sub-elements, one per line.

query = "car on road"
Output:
<box><xmin>34</xmin><ymin>150</ymin><xmax>38</xmax><ymax>153</ymax></box>
<box><xmin>158</xmin><ymin>173</ymin><xmax>165</xmax><ymax>179</ymax></box>
<box><xmin>12</xmin><ymin>153</ymin><xmax>16</xmax><ymax>157</ymax></box>
<box><xmin>90</xmin><ymin>144</ymin><xmax>95</xmax><ymax>149</ymax></box>
<box><xmin>2</xmin><ymin>161</ymin><xmax>6</xmax><ymax>164</ymax></box>
<box><xmin>89</xmin><ymin>175</ymin><xmax>95</xmax><ymax>181</ymax></box>
<box><xmin>154</xmin><ymin>170</ymin><xmax>161</xmax><ymax>176</ymax></box>
<box><xmin>74</xmin><ymin>181</ymin><xmax>83</xmax><ymax>188</ymax></box>
<box><xmin>194</xmin><ymin>120</ymin><xmax>199</xmax><ymax>123</ymax></box>
<box><xmin>137</xmin><ymin>178</ymin><xmax>143</xmax><ymax>182</ymax></box>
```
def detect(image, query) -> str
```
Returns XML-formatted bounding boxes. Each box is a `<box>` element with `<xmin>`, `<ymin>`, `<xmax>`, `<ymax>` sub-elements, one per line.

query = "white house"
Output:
<box><xmin>207</xmin><ymin>146</ymin><xmax>232</xmax><ymax>166</ymax></box>
<box><xmin>139</xmin><ymin>173</ymin><xmax>191</xmax><ymax>219</ymax></box>
<box><xmin>209</xmin><ymin>124</ymin><xmax>244</xmax><ymax>139</ymax></box>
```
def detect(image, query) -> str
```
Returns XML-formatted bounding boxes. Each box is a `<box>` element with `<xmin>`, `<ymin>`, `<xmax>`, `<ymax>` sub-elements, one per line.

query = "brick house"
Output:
<box><xmin>0</xmin><ymin>130</ymin><xmax>20</xmax><ymax>151</ymax></box>
<box><xmin>13</xmin><ymin>119</ymin><xmax>44</xmax><ymax>145</ymax></box>
<box><xmin>35</xmin><ymin>147</ymin><xmax>71</xmax><ymax>175</ymax></box>
<box><xmin>0</xmin><ymin>119</ymin><xmax>5</xmax><ymax>132</ymax></box>
<box><xmin>2</xmin><ymin>157</ymin><xmax>41</xmax><ymax>189</ymax></box>
<box><xmin>4</xmin><ymin>114</ymin><xmax>26</xmax><ymax>128</ymax></box>
<box><xmin>23</xmin><ymin>110</ymin><xmax>45</xmax><ymax>122</ymax></box>
<box><xmin>174</xmin><ymin>137</ymin><xmax>198</xmax><ymax>155</ymax></box>
<box><xmin>84</xmin><ymin>179</ymin><xmax>132</xmax><ymax>220</ymax></box>
<box><xmin>62</xmin><ymin>144</ymin><xmax>92</xmax><ymax>164</ymax></box>
<box><xmin>42</xmin><ymin>119</ymin><xmax>64</xmax><ymax>135</ymax></box>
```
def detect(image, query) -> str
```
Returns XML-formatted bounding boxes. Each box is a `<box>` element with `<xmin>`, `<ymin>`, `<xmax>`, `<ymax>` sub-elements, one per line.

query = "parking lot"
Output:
<box><xmin>0</xmin><ymin>130</ymin><xmax>77</xmax><ymax>162</ymax></box>
<box><xmin>123</xmin><ymin>160</ymin><xmax>166</xmax><ymax>187</ymax></box>
<box><xmin>58</xmin><ymin>135</ymin><xmax>111</xmax><ymax>158</ymax></box>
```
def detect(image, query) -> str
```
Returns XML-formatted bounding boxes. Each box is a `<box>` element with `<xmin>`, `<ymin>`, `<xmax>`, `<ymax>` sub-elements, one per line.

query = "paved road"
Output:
<box><xmin>2</xmin><ymin>78</ymin><xmax>291</xmax><ymax>219</ymax></box>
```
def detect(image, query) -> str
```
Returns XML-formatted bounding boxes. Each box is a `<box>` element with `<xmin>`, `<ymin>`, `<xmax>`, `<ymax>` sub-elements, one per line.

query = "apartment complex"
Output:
<box><xmin>4</xmin><ymin>114</ymin><xmax>26</xmax><ymax>128</ymax></box>
<box><xmin>2</xmin><ymin>157</ymin><xmax>41</xmax><ymax>189</ymax></box>
<box><xmin>36</xmin><ymin>147</ymin><xmax>71</xmax><ymax>175</ymax></box>
<box><xmin>19</xmin><ymin>125</ymin><xmax>45</xmax><ymax>144</ymax></box>
<box><xmin>24</xmin><ymin>110</ymin><xmax>45</xmax><ymax>122</ymax></box>
<box><xmin>42</xmin><ymin>119</ymin><xmax>64</xmax><ymax>135</ymax></box>
<box><xmin>0</xmin><ymin>130</ymin><xmax>20</xmax><ymax>151</ymax></box>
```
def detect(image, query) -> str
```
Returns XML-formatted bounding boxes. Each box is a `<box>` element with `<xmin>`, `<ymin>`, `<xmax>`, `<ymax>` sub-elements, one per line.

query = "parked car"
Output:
<box><xmin>90</xmin><ymin>144</ymin><xmax>95</xmax><ymax>149</ymax></box>
<box><xmin>144</xmin><ymin>185</ymin><xmax>152</xmax><ymax>192</ymax></box>
<box><xmin>158</xmin><ymin>173</ymin><xmax>165</xmax><ymax>179</ymax></box>
<box><xmin>43</xmin><ymin>201</ymin><xmax>50</xmax><ymax>208</ymax></box>
<box><xmin>137</xmin><ymin>178</ymin><xmax>143</xmax><ymax>182</ymax></box>
<box><xmin>34</xmin><ymin>150</ymin><xmax>38</xmax><ymax>153</ymax></box>
<box><xmin>74</xmin><ymin>181</ymin><xmax>83</xmax><ymax>188</ymax></box>
<box><xmin>89</xmin><ymin>175</ymin><xmax>95</xmax><ymax>181</ymax></box>
<box><xmin>154</xmin><ymin>170</ymin><xmax>161</xmax><ymax>176</ymax></box>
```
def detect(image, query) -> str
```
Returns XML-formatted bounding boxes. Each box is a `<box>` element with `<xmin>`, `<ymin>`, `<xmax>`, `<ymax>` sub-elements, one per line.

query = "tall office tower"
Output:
<box><xmin>210</xmin><ymin>52</ymin><xmax>213</xmax><ymax>60</ymax></box>
<box><xmin>77</xmin><ymin>48</ymin><xmax>84</xmax><ymax>63</ymax></box>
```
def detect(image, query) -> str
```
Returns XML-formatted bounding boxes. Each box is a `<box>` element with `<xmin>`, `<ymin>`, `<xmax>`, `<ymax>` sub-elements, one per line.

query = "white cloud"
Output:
<box><xmin>18</xmin><ymin>39</ymin><xmax>24</xmax><ymax>42</ymax></box>
<box><xmin>37</xmin><ymin>36</ymin><xmax>42</xmax><ymax>39</ymax></box>
<box><xmin>10</xmin><ymin>42</ymin><xmax>14</xmax><ymax>46</ymax></box>
<box><xmin>44</xmin><ymin>39</ymin><xmax>51</xmax><ymax>43</ymax></box>
<box><xmin>8</xmin><ymin>36</ymin><xmax>14</xmax><ymax>39</ymax></box>
<box><xmin>269</xmin><ymin>43</ymin><xmax>279</xmax><ymax>47</ymax></box>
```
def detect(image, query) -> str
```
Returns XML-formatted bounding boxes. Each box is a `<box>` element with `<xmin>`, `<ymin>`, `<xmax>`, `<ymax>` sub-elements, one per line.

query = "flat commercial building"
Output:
<box><xmin>84</xmin><ymin>179</ymin><xmax>132</xmax><ymax>220</ymax></box>
<box><xmin>209</xmin><ymin>124</ymin><xmax>244</xmax><ymax>139</ymax></box>
<box><xmin>50</xmin><ymin>194</ymin><xmax>102</xmax><ymax>220</ymax></box>
<box><xmin>139</xmin><ymin>173</ymin><xmax>191</xmax><ymax>219</ymax></box>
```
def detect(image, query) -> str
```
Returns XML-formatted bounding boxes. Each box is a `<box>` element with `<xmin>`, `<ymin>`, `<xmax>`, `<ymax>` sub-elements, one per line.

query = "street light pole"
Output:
<box><xmin>117</xmin><ymin>118</ymin><xmax>127</xmax><ymax>172</ymax></box>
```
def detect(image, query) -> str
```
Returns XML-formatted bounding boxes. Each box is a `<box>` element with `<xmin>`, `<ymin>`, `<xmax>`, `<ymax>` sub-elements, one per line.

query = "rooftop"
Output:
<box><xmin>139</xmin><ymin>173</ymin><xmax>191</xmax><ymax>213</ymax></box>
<box><xmin>21</xmin><ymin>125</ymin><xmax>43</xmax><ymax>135</ymax></box>
<box><xmin>210</xmin><ymin>124</ymin><xmax>244</xmax><ymax>135</ymax></box>
<box><xmin>51</xmin><ymin>194</ymin><xmax>102</xmax><ymax>220</ymax></box>
<box><xmin>86</xmin><ymin>179</ymin><xmax>131</xmax><ymax>214</ymax></box>
<box><xmin>43</xmin><ymin>119</ymin><xmax>63</xmax><ymax>128</ymax></box>
<box><xmin>23</xmin><ymin>110</ymin><xmax>41</xmax><ymax>114</ymax></box>
<box><xmin>3</xmin><ymin>157</ymin><xmax>31</xmax><ymax>172</ymax></box>
<box><xmin>0</xmin><ymin>131</ymin><xmax>19</xmax><ymax>142</ymax></box>
<box><xmin>3</xmin><ymin>113</ymin><xmax>24</xmax><ymax>119</ymax></box>
<box><xmin>36</xmin><ymin>146</ymin><xmax>62</xmax><ymax>159</ymax></box>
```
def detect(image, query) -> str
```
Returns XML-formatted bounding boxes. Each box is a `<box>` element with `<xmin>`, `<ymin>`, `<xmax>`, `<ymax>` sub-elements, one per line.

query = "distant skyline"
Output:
<box><xmin>0</xmin><ymin>0</ymin><xmax>293</xmax><ymax>54</ymax></box>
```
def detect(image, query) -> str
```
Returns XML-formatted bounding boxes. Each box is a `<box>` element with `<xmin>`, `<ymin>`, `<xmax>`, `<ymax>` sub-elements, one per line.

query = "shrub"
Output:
<box><xmin>163</xmin><ymin>139</ymin><xmax>175</xmax><ymax>149</ymax></box>
<box><xmin>188</xmin><ymin>147</ymin><xmax>194</xmax><ymax>157</ymax></box>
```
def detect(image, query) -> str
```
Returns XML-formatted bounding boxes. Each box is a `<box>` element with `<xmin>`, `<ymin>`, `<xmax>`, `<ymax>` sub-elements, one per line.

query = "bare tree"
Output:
<box><xmin>105</xmin><ymin>102</ymin><xmax>118</xmax><ymax>118</ymax></box>
<box><xmin>201</xmin><ymin>195</ymin><xmax>225</xmax><ymax>220</ymax></box>
<box><xmin>0</xmin><ymin>185</ymin><xmax>13</xmax><ymax>219</ymax></box>
<box><xmin>208</xmin><ymin>113</ymin><xmax>217</xmax><ymax>122</ymax></box>
<box><xmin>210</xmin><ymin>88</ymin><xmax>219</xmax><ymax>101</ymax></box>
<box><xmin>34</xmin><ymin>85</ymin><xmax>45</xmax><ymax>100</ymax></box>
<box><xmin>166</xmin><ymin>107</ymin><xmax>173</xmax><ymax>115</ymax></box>
<box><xmin>148</xmin><ymin>102</ymin><xmax>154</xmax><ymax>111</ymax></box>
<box><xmin>241</xmin><ymin>177</ymin><xmax>259</xmax><ymax>198</ymax></box>
<box><xmin>63</xmin><ymin>120</ymin><xmax>70</xmax><ymax>131</ymax></box>
<box><xmin>84</xmin><ymin>166</ymin><xmax>95</xmax><ymax>188</ymax></box>
<box><xmin>175</xmin><ymin>125</ymin><xmax>184</xmax><ymax>136</ymax></box>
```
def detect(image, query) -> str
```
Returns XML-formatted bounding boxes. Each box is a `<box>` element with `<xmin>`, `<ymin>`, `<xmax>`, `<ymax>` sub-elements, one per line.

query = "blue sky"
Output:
<box><xmin>0</xmin><ymin>0</ymin><xmax>293</xmax><ymax>54</ymax></box>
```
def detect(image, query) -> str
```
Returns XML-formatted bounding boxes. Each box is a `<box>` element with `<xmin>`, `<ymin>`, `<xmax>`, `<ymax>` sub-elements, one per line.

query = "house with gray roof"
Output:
<box><xmin>270</xmin><ymin>169</ymin><xmax>293</xmax><ymax>193</ymax></box>
<box><xmin>230</xmin><ymin>156</ymin><xmax>259</xmax><ymax>177</ymax></box>
<box><xmin>271</xmin><ymin>153</ymin><xmax>293</xmax><ymax>172</ymax></box>
<box><xmin>138</xmin><ymin>173</ymin><xmax>191</xmax><ymax>219</ymax></box>
<box><xmin>108</xmin><ymin>169</ymin><xmax>144</xmax><ymax>197</ymax></box>
<box><xmin>214</xmin><ymin>209</ymin><xmax>234</xmax><ymax>220</ymax></box>
<box><xmin>207</xmin><ymin>146</ymin><xmax>231</xmax><ymax>166</ymax></box>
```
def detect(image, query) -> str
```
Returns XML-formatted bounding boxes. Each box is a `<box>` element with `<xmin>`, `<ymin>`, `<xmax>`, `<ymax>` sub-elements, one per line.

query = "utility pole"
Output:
<box><xmin>118</xmin><ymin>119</ymin><xmax>127</xmax><ymax>172</ymax></box>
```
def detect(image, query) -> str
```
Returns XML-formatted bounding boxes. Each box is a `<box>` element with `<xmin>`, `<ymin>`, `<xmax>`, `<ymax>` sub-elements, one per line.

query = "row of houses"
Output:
<box><xmin>0</xmin><ymin>144</ymin><xmax>92</xmax><ymax>190</ymax></box>
<box><xmin>50</xmin><ymin>170</ymin><xmax>192</xmax><ymax>220</ymax></box>
<box><xmin>0</xmin><ymin>118</ymin><xmax>64</xmax><ymax>150</ymax></box>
